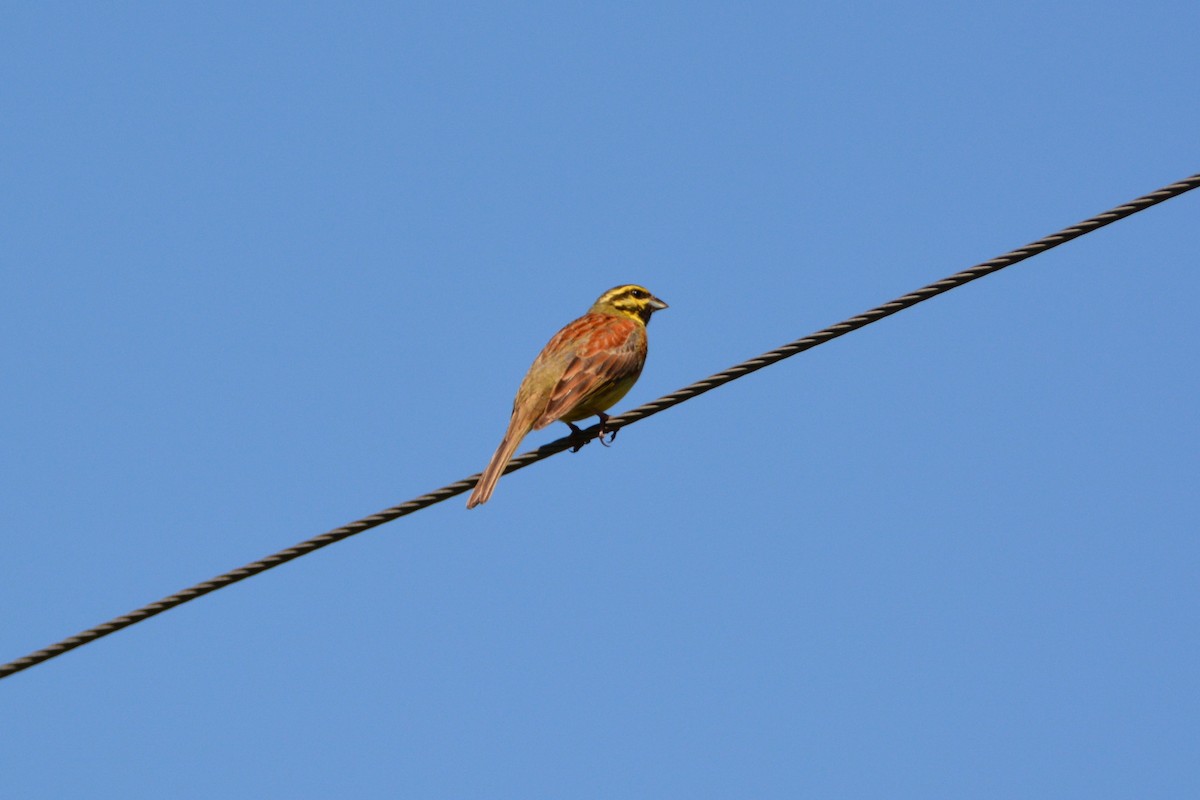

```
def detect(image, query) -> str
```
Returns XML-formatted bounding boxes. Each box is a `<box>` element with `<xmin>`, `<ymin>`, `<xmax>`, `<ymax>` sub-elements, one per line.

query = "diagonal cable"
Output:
<box><xmin>2</xmin><ymin>172</ymin><xmax>1197</xmax><ymax>681</ymax></box>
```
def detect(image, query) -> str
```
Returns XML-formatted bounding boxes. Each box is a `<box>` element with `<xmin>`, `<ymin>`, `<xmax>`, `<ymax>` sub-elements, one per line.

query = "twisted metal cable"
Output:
<box><xmin>3</xmin><ymin>172</ymin><xmax>1197</xmax><ymax>681</ymax></box>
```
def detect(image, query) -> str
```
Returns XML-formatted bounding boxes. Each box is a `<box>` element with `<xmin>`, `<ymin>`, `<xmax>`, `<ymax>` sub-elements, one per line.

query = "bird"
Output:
<box><xmin>466</xmin><ymin>284</ymin><xmax>668</xmax><ymax>508</ymax></box>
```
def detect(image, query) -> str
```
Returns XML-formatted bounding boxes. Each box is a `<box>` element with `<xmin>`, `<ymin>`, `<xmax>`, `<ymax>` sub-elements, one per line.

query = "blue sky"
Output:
<box><xmin>2</xmin><ymin>3</ymin><xmax>1197</xmax><ymax>797</ymax></box>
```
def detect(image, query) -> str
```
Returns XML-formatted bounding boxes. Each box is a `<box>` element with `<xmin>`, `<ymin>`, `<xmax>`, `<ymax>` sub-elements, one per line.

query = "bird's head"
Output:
<box><xmin>590</xmin><ymin>284</ymin><xmax>669</xmax><ymax>325</ymax></box>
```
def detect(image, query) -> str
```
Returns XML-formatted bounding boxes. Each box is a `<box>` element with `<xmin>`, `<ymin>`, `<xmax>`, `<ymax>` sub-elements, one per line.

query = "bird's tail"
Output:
<box><xmin>466</xmin><ymin>418</ymin><xmax>530</xmax><ymax>508</ymax></box>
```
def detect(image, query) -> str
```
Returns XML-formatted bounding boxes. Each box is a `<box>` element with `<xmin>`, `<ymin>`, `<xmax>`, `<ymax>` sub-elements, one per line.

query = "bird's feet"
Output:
<box><xmin>596</xmin><ymin>412</ymin><xmax>618</xmax><ymax>447</ymax></box>
<box><xmin>566</xmin><ymin>415</ymin><xmax>619</xmax><ymax>450</ymax></box>
<box><xmin>566</xmin><ymin>422</ymin><xmax>590</xmax><ymax>453</ymax></box>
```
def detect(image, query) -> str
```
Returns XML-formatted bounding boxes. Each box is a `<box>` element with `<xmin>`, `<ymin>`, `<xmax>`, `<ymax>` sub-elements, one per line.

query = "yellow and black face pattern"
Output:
<box><xmin>590</xmin><ymin>284</ymin><xmax>669</xmax><ymax>325</ymax></box>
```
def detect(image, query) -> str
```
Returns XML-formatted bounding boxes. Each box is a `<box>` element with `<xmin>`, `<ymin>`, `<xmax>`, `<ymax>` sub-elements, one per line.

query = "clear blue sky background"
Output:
<box><xmin>3</xmin><ymin>3</ymin><xmax>1197</xmax><ymax>797</ymax></box>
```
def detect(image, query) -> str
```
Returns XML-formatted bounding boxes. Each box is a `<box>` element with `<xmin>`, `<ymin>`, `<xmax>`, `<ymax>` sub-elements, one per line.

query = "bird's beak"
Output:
<box><xmin>649</xmin><ymin>296</ymin><xmax>669</xmax><ymax>311</ymax></box>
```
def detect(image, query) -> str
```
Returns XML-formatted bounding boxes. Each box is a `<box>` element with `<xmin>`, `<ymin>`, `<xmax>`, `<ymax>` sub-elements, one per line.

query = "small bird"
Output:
<box><xmin>466</xmin><ymin>284</ymin><xmax>668</xmax><ymax>508</ymax></box>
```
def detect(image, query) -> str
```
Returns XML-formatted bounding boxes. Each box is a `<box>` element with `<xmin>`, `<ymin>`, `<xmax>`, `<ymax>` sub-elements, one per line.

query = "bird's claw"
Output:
<box><xmin>597</xmin><ymin>413</ymin><xmax>618</xmax><ymax>447</ymax></box>
<box><xmin>567</xmin><ymin>423</ymin><xmax>590</xmax><ymax>453</ymax></box>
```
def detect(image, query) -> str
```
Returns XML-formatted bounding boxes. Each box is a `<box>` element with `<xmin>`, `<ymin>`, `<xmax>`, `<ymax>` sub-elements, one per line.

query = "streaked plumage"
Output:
<box><xmin>466</xmin><ymin>284</ymin><xmax>668</xmax><ymax>508</ymax></box>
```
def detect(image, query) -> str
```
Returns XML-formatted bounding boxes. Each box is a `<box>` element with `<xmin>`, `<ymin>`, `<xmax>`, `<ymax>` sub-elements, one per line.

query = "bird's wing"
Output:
<box><xmin>533</xmin><ymin>314</ymin><xmax>645</xmax><ymax>429</ymax></box>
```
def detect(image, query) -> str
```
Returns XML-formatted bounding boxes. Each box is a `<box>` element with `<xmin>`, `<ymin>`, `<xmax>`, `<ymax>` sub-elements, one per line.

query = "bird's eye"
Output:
<box><xmin>631</xmin><ymin>289</ymin><xmax>647</xmax><ymax>299</ymax></box>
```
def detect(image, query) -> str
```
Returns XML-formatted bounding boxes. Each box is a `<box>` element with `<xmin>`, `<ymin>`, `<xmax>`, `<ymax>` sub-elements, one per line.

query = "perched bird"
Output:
<box><xmin>466</xmin><ymin>284</ymin><xmax>668</xmax><ymax>508</ymax></box>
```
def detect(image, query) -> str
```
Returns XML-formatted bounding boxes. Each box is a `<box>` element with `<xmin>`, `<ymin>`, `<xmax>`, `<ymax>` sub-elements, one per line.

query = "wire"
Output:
<box><xmin>2</xmin><ymin>173</ymin><xmax>1197</xmax><ymax>681</ymax></box>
